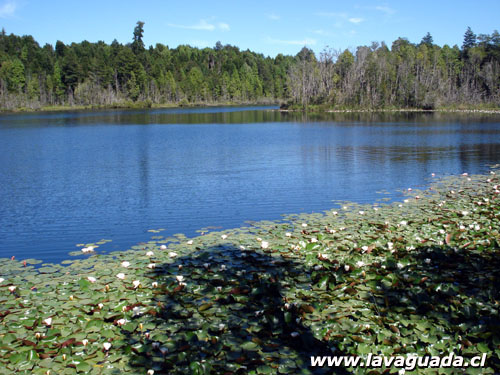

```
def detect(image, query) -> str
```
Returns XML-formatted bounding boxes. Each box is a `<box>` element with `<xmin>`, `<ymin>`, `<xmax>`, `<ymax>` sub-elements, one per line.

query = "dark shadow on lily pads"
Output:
<box><xmin>371</xmin><ymin>243</ymin><xmax>500</xmax><ymax>372</ymax></box>
<box><xmin>123</xmin><ymin>244</ymin><xmax>348</xmax><ymax>375</ymax></box>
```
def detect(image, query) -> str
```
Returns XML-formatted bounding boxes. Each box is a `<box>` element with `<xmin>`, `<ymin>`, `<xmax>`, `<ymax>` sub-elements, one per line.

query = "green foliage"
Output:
<box><xmin>0</xmin><ymin>171</ymin><xmax>499</xmax><ymax>374</ymax></box>
<box><xmin>0</xmin><ymin>23</ymin><xmax>499</xmax><ymax>111</ymax></box>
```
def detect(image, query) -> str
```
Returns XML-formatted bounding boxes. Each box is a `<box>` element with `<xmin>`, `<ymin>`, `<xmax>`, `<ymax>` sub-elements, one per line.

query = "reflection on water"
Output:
<box><xmin>0</xmin><ymin>106</ymin><xmax>499</xmax><ymax>263</ymax></box>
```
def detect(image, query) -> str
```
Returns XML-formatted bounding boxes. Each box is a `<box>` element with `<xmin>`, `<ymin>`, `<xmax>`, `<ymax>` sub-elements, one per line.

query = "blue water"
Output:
<box><xmin>1</xmin><ymin>106</ymin><xmax>499</xmax><ymax>263</ymax></box>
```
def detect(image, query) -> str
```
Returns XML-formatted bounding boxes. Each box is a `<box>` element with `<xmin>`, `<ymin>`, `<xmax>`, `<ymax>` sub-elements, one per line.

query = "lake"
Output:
<box><xmin>1</xmin><ymin>106</ymin><xmax>499</xmax><ymax>263</ymax></box>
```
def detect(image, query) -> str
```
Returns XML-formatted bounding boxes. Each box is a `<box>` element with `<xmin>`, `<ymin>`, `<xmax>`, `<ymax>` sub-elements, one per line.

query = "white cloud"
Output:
<box><xmin>375</xmin><ymin>6</ymin><xmax>396</xmax><ymax>15</ymax></box>
<box><xmin>218</xmin><ymin>22</ymin><xmax>230</xmax><ymax>31</ymax></box>
<box><xmin>348</xmin><ymin>17</ymin><xmax>363</xmax><ymax>24</ymax></box>
<box><xmin>266</xmin><ymin>13</ymin><xmax>280</xmax><ymax>20</ymax></box>
<box><xmin>311</xmin><ymin>29</ymin><xmax>335</xmax><ymax>37</ymax></box>
<box><xmin>0</xmin><ymin>0</ymin><xmax>17</xmax><ymax>18</ymax></box>
<box><xmin>315</xmin><ymin>11</ymin><xmax>348</xmax><ymax>18</ymax></box>
<box><xmin>167</xmin><ymin>19</ymin><xmax>229</xmax><ymax>32</ymax></box>
<box><xmin>266</xmin><ymin>37</ymin><xmax>317</xmax><ymax>46</ymax></box>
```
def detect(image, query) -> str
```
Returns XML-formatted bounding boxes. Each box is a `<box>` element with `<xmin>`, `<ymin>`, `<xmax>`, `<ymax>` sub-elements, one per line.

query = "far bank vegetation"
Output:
<box><xmin>0</xmin><ymin>23</ymin><xmax>499</xmax><ymax>111</ymax></box>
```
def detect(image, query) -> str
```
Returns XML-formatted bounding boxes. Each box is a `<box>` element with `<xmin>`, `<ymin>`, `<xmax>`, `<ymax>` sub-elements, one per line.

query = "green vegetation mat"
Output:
<box><xmin>1</xmin><ymin>171</ymin><xmax>499</xmax><ymax>374</ymax></box>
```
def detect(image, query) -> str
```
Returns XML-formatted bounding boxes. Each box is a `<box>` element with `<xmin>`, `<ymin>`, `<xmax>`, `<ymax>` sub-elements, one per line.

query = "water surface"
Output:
<box><xmin>1</xmin><ymin>107</ymin><xmax>499</xmax><ymax>262</ymax></box>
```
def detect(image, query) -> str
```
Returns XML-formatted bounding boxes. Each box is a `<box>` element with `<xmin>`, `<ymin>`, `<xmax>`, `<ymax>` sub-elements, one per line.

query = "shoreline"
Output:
<box><xmin>1</xmin><ymin>170</ymin><xmax>499</xmax><ymax>373</ymax></box>
<box><xmin>278</xmin><ymin>107</ymin><xmax>500</xmax><ymax>115</ymax></box>
<box><xmin>0</xmin><ymin>100</ymin><xmax>281</xmax><ymax>115</ymax></box>
<box><xmin>2</xmin><ymin>102</ymin><xmax>500</xmax><ymax>116</ymax></box>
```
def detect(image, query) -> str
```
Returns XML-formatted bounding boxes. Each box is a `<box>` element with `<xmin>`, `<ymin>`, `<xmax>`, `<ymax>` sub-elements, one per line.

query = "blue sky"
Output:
<box><xmin>0</xmin><ymin>0</ymin><xmax>499</xmax><ymax>57</ymax></box>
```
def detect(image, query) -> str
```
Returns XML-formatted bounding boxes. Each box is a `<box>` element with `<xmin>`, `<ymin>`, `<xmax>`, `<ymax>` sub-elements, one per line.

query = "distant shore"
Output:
<box><xmin>2</xmin><ymin>101</ymin><xmax>500</xmax><ymax>115</ymax></box>
<box><xmin>0</xmin><ymin>100</ymin><xmax>280</xmax><ymax>115</ymax></box>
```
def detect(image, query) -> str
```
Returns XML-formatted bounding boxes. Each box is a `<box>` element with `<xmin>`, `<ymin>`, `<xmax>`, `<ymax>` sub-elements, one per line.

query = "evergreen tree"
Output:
<box><xmin>421</xmin><ymin>32</ymin><xmax>433</xmax><ymax>46</ymax></box>
<box><xmin>463</xmin><ymin>27</ymin><xmax>477</xmax><ymax>50</ymax></box>
<box><xmin>132</xmin><ymin>21</ymin><xmax>145</xmax><ymax>55</ymax></box>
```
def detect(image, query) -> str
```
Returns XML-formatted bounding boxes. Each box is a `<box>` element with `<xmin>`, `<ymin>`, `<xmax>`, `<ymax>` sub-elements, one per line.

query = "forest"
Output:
<box><xmin>0</xmin><ymin>22</ymin><xmax>499</xmax><ymax>111</ymax></box>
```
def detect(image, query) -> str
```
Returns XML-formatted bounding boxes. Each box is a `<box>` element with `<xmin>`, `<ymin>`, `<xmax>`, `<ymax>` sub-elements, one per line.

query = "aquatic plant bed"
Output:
<box><xmin>1</xmin><ymin>172</ymin><xmax>499</xmax><ymax>374</ymax></box>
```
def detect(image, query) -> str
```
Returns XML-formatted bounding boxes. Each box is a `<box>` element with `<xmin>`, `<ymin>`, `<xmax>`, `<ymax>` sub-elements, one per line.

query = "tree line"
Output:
<box><xmin>287</xmin><ymin>27</ymin><xmax>500</xmax><ymax>109</ymax></box>
<box><xmin>0</xmin><ymin>23</ymin><xmax>499</xmax><ymax>111</ymax></box>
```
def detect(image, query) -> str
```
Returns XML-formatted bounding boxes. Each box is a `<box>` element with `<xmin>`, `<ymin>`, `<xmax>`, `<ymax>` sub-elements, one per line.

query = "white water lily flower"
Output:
<box><xmin>399</xmin><ymin>221</ymin><xmax>407</xmax><ymax>226</ymax></box>
<box><xmin>148</xmin><ymin>263</ymin><xmax>156</xmax><ymax>269</ymax></box>
<box><xmin>310</xmin><ymin>238</ymin><xmax>318</xmax><ymax>243</ymax></box>
<box><xmin>103</xmin><ymin>342</ymin><xmax>112</xmax><ymax>351</ymax></box>
<box><xmin>462</xmin><ymin>172</ymin><xmax>468</xmax><ymax>176</ymax></box>
<box><xmin>425</xmin><ymin>258</ymin><xmax>431</xmax><ymax>264</ymax></box>
<box><xmin>221</xmin><ymin>234</ymin><xmax>227</xmax><ymax>240</ymax></box>
<box><xmin>397</xmin><ymin>262</ymin><xmax>404</xmax><ymax>270</ymax></box>
<box><xmin>359</xmin><ymin>210</ymin><xmax>365</xmax><ymax>215</ymax></box>
<box><xmin>217</xmin><ymin>286</ymin><xmax>222</xmax><ymax>292</ymax></box>
<box><xmin>160</xmin><ymin>245</ymin><xmax>167</xmax><ymax>250</ymax></box>
<box><xmin>43</xmin><ymin>318</ymin><xmax>52</xmax><ymax>326</ymax></box>
<box><xmin>407</xmin><ymin>188</ymin><xmax>412</xmax><ymax>191</ymax></box>
<box><xmin>373</xmin><ymin>207</ymin><xmax>378</xmax><ymax>211</ymax></box>
<box><xmin>87</xmin><ymin>276</ymin><xmax>97</xmax><ymax>283</ymax></box>
<box><xmin>116</xmin><ymin>273</ymin><xmax>125</xmax><ymax>280</ymax></box>
<box><xmin>475</xmin><ymin>224</ymin><xmax>480</xmax><ymax>230</ymax></box>
<box><xmin>121</xmin><ymin>261</ymin><xmax>130</xmax><ymax>268</ymax></box>
<box><xmin>403</xmin><ymin>199</ymin><xmax>409</xmax><ymax>203</ymax></box>
<box><xmin>356</xmin><ymin>261</ymin><xmax>365</xmax><ymax>267</ymax></box>
<box><xmin>332</xmin><ymin>211</ymin><xmax>338</xmax><ymax>215</ymax></box>
<box><xmin>461</xmin><ymin>211</ymin><xmax>469</xmax><ymax>216</ymax></box>
<box><xmin>148</xmin><ymin>370</ymin><xmax>155</xmax><ymax>375</ymax></box>
<box><xmin>387</xmin><ymin>242</ymin><xmax>394</xmax><ymax>250</ymax></box>
<box><xmin>398</xmin><ymin>204</ymin><xmax>403</xmax><ymax>207</ymax></box>
<box><xmin>329</xmin><ymin>229</ymin><xmax>335</xmax><ymax>234</ymax></box>
<box><xmin>203</xmin><ymin>263</ymin><xmax>210</xmax><ymax>269</ymax></box>
<box><xmin>187</xmin><ymin>240</ymin><xmax>193</xmax><ymax>245</ymax></box>
<box><xmin>220</xmin><ymin>265</ymin><xmax>226</xmax><ymax>271</ymax></box>
<box><xmin>132</xmin><ymin>280</ymin><xmax>141</xmax><ymax>288</ymax></box>
<box><xmin>344</xmin><ymin>265</ymin><xmax>350</xmax><ymax>272</ymax></box>
<box><xmin>285</xmin><ymin>232</ymin><xmax>292</xmax><ymax>237</ymax></box>
<box><xmin>301</xmin><ymin>223</ymin><xmax>308</xmax><ymax>227</ymax></box>
<box><xmin>98</xmin><ymin>303</ymin><xmax>104</xmax><ymax>309</ymax></box>
<box><xmin>152</xmin><ymin>282</ymin><xmax>158</xmax><ymax>288</ymax></box>
<box><xmin>361</xmin><ymin>245</ymin><xmax>368</xmax><ymax>252</ymax></box>
<box><xmin>314</xmin><ymin>265</ymin><xmax>323</xmax><ymax>271</ymax></box>
<box><xmin>168</xmin><ymin>252</ymin><xmax>178</xmax><ymax>258</ymax></box>
<box><xmin>291</xmin><ymin>332</ymin><xmax>300</xmax><ymax>338</ymax></box>
<box><xmin>239</xmin><ymin>245</ymin><xmax>246</xmax><ymax>250</ymax></box>
<box><xmin>256</xmin><ymin>237</ymin><xmax>262</xmax><ymax>242</ymax></box>
<box><xmin>218</xmin><ymin>323</ymin><xmax>225</xmax><ymax>331</ymax></box>
<box><xmin>176</xmin><ymin>275</ymin><xmax>184</xmax><ymax>282</ymax></box>
<box><xmin>116</xmin><ymin>318</ymin><xmax>126</xmax><ymax>326</ymax></box>
<box><xmin>133</xmin><ymin>306</ymin><xmax>142</xmax><ymax>316</ymax></box>
<box><xmin>439</xmin><ymin>229</ymin><xmax>445</xmax><ymax>234</ymax></box>
<box><xmin>146</xmin><ymin>251</ymin><xmax>154</xmax><ymax>257</ymax></box>
<box><xmin>261</xmin><ymin>241</ymin><xmax>269</xmax><ymax>249</ymax></box>
<box><xmin>459</xmin><ymin>225</ymin><xmax>466</xmax><ymax>230</ymax></box>
<box><xmin>82</xmin><ymin>339</ymin><xmax>88</xmax><ymax>346</ymax></box>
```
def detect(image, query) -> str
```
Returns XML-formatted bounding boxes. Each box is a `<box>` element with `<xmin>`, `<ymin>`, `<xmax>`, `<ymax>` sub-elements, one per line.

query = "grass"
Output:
<box><xmin>0</xmin><ymin>170</ymin><xmax>499</xmax><ymax>374</ymax></box>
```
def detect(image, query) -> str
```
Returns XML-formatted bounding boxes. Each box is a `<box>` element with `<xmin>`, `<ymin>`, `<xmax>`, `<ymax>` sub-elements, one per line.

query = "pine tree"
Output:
<box><xmin>421</xmin><ymin>32</ymin><xmax>433</xmax><ymax>46</ymax></box>
<box><xmin>132</xmin><ymin>21</ymin><xmax>145</xmax><ymax>55</ymax></box>
<box><xmin>463</xmin><ymin>27</ymin><xmax>476</xmax><ymax>51</ymax></box>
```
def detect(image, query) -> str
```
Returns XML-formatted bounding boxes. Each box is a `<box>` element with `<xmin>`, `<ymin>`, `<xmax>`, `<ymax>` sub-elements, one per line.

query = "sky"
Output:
<box><xmin>0</xmin><ymin>0</ymin><xmax>499</xmax><ymax>57</ymax></box>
